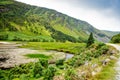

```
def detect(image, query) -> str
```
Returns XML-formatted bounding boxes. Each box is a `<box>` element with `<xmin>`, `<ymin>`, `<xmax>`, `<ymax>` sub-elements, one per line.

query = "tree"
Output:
<box><xmin>86</xmin><ymin>32</ymin><xmax>94</xmax><ymax>47</ymax></box>
<box><xmin>111</xmin><ymin>33</ymin><xmax>120</xmax><ymax>43</ymax></box>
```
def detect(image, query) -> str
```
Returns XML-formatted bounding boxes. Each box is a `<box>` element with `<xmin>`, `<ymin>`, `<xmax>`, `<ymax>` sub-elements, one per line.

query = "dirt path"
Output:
<box><xmin>107</xmin><ymin>44</ymin><xmax>120</xmax><ymax>80</ymax></box>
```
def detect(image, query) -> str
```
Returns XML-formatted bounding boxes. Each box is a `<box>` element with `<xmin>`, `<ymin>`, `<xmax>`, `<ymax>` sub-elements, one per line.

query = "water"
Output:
<box><xmin>66</xmin><ymin>53</ymin><xmax>74</xmax><ymax>60</ymax></box>
<box><xmin>45</xmin><ymin>50</ymin><xmax>74</xmax><ymax>60</ymax></box>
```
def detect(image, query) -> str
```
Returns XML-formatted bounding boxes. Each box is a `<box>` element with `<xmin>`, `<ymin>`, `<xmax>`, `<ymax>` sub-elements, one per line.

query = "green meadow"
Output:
<box><xmin>21</xmin><ymin>42</ymin><xmax>86</xmax><ymax>54</ymax></box>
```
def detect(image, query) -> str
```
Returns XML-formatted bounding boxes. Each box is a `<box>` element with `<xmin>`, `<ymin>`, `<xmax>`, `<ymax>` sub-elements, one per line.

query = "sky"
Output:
<box><xmin>16</xmin><ymin>0</ymin><xmax>120</xmax><ymax>31</ymax></box>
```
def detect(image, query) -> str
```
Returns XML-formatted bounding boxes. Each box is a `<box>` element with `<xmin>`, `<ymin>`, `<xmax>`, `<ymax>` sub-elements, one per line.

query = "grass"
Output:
<box><xmin>24</xmin><ymin>53</ymin><xmax>51</xmax><ymax>59</ymax></box>
<box><xmin>21</xmin><ymin>42</ymin><xmax>86</xmax><ymax>54</ymax></box>
<box><xmin>0</xmin><ymin>31</ymin><xmax>54</xmax><ymax>41</ymax></box>
<box><xmin>91</xmin><ymin>45</ymin><xmax>119</xmax><ymax>80</ymax></box>
<box><xmin>76</xmin><ymin>55</ymin><xmax>117</xmax><ymax>80</ymax></box>
<box><xmin>93</xmin><ymin>60</ymin><xmax>116</xmax><ymax>80</ymax></box>
<box><xmin>0</xmin><ymin>1</ymin><xmax>13</xmax><ymax>5</ymax></box>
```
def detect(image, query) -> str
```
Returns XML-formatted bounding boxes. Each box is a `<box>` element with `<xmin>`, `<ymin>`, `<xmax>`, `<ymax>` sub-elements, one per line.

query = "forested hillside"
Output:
<box><xmin>0</xmin><ymin>0</ymin><xmax>117</xmax><ymax>42</ymax></box>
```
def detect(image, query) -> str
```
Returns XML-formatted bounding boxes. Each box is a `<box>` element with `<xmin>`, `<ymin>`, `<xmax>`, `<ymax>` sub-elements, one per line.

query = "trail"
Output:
<box><xmin>107</xmin><ymin>43</ymin><xmax>120</xmax><ymax>80</ymax></box>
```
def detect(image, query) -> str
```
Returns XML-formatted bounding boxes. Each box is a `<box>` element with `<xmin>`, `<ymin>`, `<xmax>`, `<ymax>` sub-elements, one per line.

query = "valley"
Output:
<box><xmin>0</xmin><ymin>0</ymin><xmax>120</xmax><ymax>80</ymax></box>
<box><xmin>0</xmin><ymin>0</ymin><xmax>119</xmax><ymax>43</ymax></box>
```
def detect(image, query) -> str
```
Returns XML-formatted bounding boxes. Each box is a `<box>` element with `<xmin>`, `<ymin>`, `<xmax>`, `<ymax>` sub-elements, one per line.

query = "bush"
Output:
<box><xmin>43</xmin><ymin>66</ymin><xmax>56</xmax><ymax>80</ymax></box>
<box><xmin>67</xmin><ymin>43</ymin><xmax>109</xmax><ymax>67</ymax></box>
<box><xmin>0</xmin><ymin>69</ymin><xmax>4</xmax><ymax>80</ymax></box>
<box><xmin>65</xmin><ymin>67</ymin><xmax>76</xmax><ymax>80</ymax></box>
<box><xmin>39</xmin><ymin>59</ymin><xmax>48</xmax><ymax>68</ymax></box>
<box><xmin>56</xmin><ymin>59</ymin><xmax>65</xmax><ymax>66</ymax></box>
<box><xmin>100</xmin><ymin>46</ymin><xmax>109</xmax><ymax>54</ymax></box>
<box><xmin>20</xmin><ymin>74</ymin><xmax>30</xmax><ymax>80</ymax></box>
<box><xmin>33</xmin><ymin>62</ymin><xmax>43</xmax><ymax>77</ymax></box>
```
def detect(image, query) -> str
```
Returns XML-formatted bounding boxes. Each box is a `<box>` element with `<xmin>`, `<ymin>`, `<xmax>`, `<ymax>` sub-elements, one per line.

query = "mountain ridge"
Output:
<box><xmin>0</xmin><ymin>0</ymin><xmax>119</xmax><ymax>42</ymax></box>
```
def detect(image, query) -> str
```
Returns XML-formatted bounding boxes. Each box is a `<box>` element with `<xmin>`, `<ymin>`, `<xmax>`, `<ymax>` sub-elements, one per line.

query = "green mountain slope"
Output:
<box><xmin>0</xmin><ymin>0</ymin><xmax>116</xmax><ymax>42</ymax></box>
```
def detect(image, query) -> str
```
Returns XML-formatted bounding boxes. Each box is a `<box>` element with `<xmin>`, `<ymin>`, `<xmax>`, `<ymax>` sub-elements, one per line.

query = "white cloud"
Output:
<box><xmin>16</xmin><ymin>0</ymin><xmax>120</xmax><ymax>31</ymax></box>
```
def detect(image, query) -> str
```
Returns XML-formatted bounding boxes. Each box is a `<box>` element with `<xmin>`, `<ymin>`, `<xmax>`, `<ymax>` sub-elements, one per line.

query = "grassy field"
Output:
<box><xmin>0</xmin><ymin>1</ymin><xmax>13</xmax><ymax>5</ymax></box>
<box><xmin>21</xmin><ymin>42</ymin><xmax>86</xmax><ymax>54</ymax></box>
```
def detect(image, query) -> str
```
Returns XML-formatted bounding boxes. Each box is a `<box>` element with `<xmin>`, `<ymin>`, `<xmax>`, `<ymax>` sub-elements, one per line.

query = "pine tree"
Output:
<box><xmin>86</xmin><ymin>32</ymin><xmax>94</xmax><ymax>47</ymax></box>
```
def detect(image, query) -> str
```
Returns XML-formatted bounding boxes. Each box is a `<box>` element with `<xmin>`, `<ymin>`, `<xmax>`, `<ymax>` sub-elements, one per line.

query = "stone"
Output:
<box><xmin>92</xmin><ymin>71</ymin><xmax>96</xmax><ymax>76</ymax></box>
<box><xmin>84</xmin><ymin>61</ymin><xmax>89</xmax><ymax>66</ymax></box>
<box><xmin>109</xmin><ymin>50</ymin><xmax>117</xmax><ymax>55</ymax></box>
<box><xmin>92</xmin><ymin>64</ymin><xmax>98</xmax><ymax>68</ymax></box>
<box><xmin>110</xmin><ymin>56</ymin><xmax>117</xmax><ymax>60</ymax></box>
<box><xmin>102</xmin><ymin>58</ymin><xmax>110</xmax><ymax>66</ymax></box>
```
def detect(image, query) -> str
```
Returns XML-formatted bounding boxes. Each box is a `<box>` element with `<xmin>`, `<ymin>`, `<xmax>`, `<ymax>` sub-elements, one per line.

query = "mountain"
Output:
<box><xmin>102</xmin><ymin>30</ymin><xmax>120</xmax><ymax>38</ymax></box>
<box><xmin>110</xmin><ymin>33</ymin><xmax>120</xmax><ymax>43</ymax></box>
<box><xmin>0</xmin><ymin>0</ymin><xmax>117</xmax><ymax>42</ymax></box>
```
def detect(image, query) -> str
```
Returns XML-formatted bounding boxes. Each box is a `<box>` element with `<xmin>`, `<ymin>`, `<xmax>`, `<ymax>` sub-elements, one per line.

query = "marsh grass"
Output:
<box><xmin>21</xmin><ymin>42</ymin><xmax>86</xmax><ymax>54</ymax></box>
<box><xmin>24</xmin><ymin>54</ymin><xmax>51</xmax><ymax>59</ymax></box>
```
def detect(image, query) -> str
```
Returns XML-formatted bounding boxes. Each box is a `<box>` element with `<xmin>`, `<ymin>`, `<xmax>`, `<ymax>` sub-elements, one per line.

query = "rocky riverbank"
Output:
<box><xmin>0</xmin><ymin>42</ymin><xmax>73</xmax><ymax>69</ymax></box>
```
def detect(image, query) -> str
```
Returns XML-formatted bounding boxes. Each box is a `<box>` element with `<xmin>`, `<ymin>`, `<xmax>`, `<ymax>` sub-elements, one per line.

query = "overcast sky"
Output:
<box><xmin>16</xmin><ymin>0</ymin><xmax>120</xmax><ymax>31</ymax></box>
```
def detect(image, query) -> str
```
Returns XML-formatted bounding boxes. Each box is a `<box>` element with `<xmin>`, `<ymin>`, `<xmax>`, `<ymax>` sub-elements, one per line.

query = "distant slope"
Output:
<box><xmin>0</xmin><ymin>0</ymin><xmax>115</xmax><ymax>42</ymax></box>
<box><xmin>111</xmin><ymin>33</ymin><xmax>120</xmax><ymax>43</ymax></box>
<box><xmin>102</xmin><ymin>30</ymin><xmax>120</xmax><ymax>38</ymax></box>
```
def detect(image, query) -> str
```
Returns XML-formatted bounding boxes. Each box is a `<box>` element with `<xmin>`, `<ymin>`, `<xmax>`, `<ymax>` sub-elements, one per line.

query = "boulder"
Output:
<box><xmin>0</xmin><ymin>53</ymin><xmax>9</xmax><ymax>62</ymax></box>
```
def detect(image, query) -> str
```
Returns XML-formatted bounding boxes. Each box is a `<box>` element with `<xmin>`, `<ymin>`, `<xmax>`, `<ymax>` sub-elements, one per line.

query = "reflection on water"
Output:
<box><xmin>66</xmin><ymin>53</ymin><xmax>74</xmax><ymax>60</ymax></box>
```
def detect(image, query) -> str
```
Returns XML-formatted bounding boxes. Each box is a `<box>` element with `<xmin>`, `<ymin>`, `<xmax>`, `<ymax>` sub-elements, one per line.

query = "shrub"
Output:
<box><xmin>43</xmin><ymin>66</ymin><xmax>56</xmax><ymax>80</ymax></box>
<box><xmin>39</xmin><ymin>59</ymin><xmax>48</xmax><ymax>68</ymax></box>
<box><xmin>32</xmin><ymin>62</ymin><xmax>43</xmax><ymax>77</ymax></box>
<box><xmin>65</xmin><ymin>67</ymin><xmax>76</xmax><ymax>80</ymax></box>
<box><xmin>100</xmin><ymin>46</ymin><xmax>109</xmax><ymax>54</ymax></box>
<box><xmin>67</xmin><ymin>43</ymin><xmax>109</xmax><ymax>67</ymax></box>
<box><xmin>56</xmin><ymin>59</ymin><xmax>65</xmax><ymax>66</ymax></box>
<box><xmin>0</xmin><ymin>69</ymin><xmax>4</xmax><ymax>80</ymax></box>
